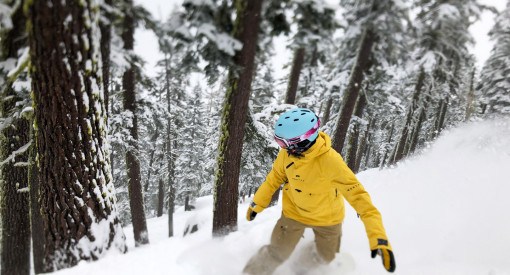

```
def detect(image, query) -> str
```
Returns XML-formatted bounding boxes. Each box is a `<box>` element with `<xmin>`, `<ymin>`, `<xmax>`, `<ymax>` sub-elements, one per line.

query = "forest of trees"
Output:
<box><xmin>0</xmin><ymin>0</ymin><xmax>508</xmax><ymax>273</ymax></box>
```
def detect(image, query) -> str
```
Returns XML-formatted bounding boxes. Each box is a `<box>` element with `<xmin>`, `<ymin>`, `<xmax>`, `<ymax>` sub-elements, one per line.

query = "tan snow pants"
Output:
<box><xmin>243</xmin><ymin>214</ymin><xmax>342</xmax><ymax>275</ymax></box>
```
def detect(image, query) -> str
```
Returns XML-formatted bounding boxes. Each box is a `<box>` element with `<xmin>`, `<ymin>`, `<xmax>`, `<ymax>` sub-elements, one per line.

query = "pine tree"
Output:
<box><xmin>391</xmin><ymin>0</ymin><xmax>482</xmax><ymax>163</ymax></box>
<box><xmin>286</xmin><ymin>0</ymin><xmax>336</xmax><ymax>107</ymax></box>
<box><xmin>479</xmin><ymin>1</ymin><xmax>510</xmax><ymax>114</ymax></box>
<box><xmin>26</xmin><ymin>0</ymin><xmax>127</xmax><ymax>270</ymax></box>
<box><xmin>329</xmin><ymin>0</ymin><xmax>410</xmax><ymax>154</ymax></box>
<box><xmin>175</xmin><ymin>84</ymin><xmax>207</xmax><ymax>208</ymax></box>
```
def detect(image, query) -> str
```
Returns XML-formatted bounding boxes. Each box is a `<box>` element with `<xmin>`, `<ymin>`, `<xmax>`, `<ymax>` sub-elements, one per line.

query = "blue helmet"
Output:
<box><xmin>274</xmin><ymin>108</ymin><xmax>320</xmax><ymax>152</ymax></box>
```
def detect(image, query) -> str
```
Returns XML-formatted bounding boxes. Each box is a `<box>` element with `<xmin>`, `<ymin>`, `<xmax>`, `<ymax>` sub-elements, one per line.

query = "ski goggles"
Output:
<box><xmin>273</xmin><ymin>118</ymin><xmax>320</xmax><ymax>149</ymax></box>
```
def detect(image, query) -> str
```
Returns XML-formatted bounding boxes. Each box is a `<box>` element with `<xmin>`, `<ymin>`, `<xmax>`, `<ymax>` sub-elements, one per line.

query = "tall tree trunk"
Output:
<box><xmin>464</xmin><ymin>69</ymin><xmax>476</xmax><ymax>121</ymax></box>
<box><xmin>0</xmin><ymin>2</ymin><xmax>30</xmax><ymax>274</ymax></box>
<box><xmin>157</xmin><ymin>178</ymin><xmax>164</xmax><ymax>217</ymax></box>
<box><xmin>168</xmin><ymin>140</ymin><xmax>176</xmax><ymax>237</ymax></box>
<box><xmin>27</xmin><ymin>0</ymin><xmax>127</xmax><ymax>271</ymax></box>
<box><xmin>100</xmin><ymin>0</ymin><xmax>113</xmax><ymax>116</ymax></box>
<box><xmin>431</xmin><ymin>96</ymin><xmax>448</xmax><ymax>139</ymax></box>
<box><xmin>213</xmin><ymin>0</ymin><xmax>263</xmax><ymax>237</ymax></box>
<box><xmin>393</xmin><ymin>69</ymin><xmax>425</xmax><ymax>164</ymax></box>
<box><xmin>346</xmin><ymin>92</ymin><xmax>367</xmax><ymax>172</ymax></box>
<box><xmin>164</xmin><ymin>54</ymin><xmax>175</xmax><ymax>238</ymax></box>
<box><xmin>408</xmin><ymin>91</ymin><xmax>431</xmax><ymax>154</ymax></box>
<box><xmin>321</xmin><ymin>95</ymin><xmax>333</xmax><ymax>124</ymax></box>
<box><xmin>285</xmin><ymin>47</ymin><xmax>305</xmax><ymax>104</ymax></box>
<box><xmin>355</xmin><ymin>118</ymin><xmax>373</xmax><ymax>172</ymax></box>
<box><xmin>0</xmin><ymin>98</ymin><xmax>31</xmax><ymax>275</ymax></box>
<box><xmin>331</xmin><ymin>29</ymin><xmax>375</xmax><ymax>153</ymax></box>
<box><xmin>379</xmin><ymin>122</ymin><xmax>394</xmax><ymax>169</ymax></box>
<box><xmin>29</xmin><ymin>131</ymin><xmax>45</xmax><ymax>274</ymax></box>
<box><xmin>122</xmin><ymin>0</ymin><xmax>149</xmax><ymax>246</ymax></box>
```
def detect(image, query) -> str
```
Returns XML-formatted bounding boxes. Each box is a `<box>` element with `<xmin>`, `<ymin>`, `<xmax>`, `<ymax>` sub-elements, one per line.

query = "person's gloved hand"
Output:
<box><xmin>246</xmin><ymin>202</ymin><xmax>262</xmax><ymax>221</ymax></box>
<box><xmin>371</xmin><ymin>239</ymin><xmax>396</xmax><ymax>272</ymax></box>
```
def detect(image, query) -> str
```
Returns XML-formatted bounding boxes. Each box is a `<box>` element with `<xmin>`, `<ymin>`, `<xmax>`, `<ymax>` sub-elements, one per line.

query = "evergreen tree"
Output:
<box><xmin>175</xmin><ymin>84</ymin><xmax>208</xmax><ymax>208</ymax></box>
<box><xmin>328</xmin><ymin>0</ymin><xmax>410</xmax><ymax>154</ymax></box>
<box><xmin>165</xmin><ymin>0</ymin><xmax>240</xmax><ymax>84</ymax></box>
<box><xmin>479</xmin><ymin>1</ymin><xmax>510</xmax><ymax>114</ymax></box>
<box><xmin>392</xmin><ymin>0</ymin><xmax>483</xmax><ymax>163</ymax></box>
<box><xmin>286</xmin><ymin>0</ymin><xmax>336</xmax><ymax>108</ymax></box>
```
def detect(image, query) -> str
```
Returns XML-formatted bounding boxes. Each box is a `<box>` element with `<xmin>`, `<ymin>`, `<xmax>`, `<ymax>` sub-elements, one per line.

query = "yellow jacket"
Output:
<box><xmin>253</xmin><ymin>132</ymin><xmax>389</xmax><ymax>250</ymax></box>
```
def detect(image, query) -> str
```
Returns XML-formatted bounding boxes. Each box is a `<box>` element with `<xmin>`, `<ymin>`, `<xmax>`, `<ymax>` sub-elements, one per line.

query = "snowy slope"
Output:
<box><xmin>55</xmin><ymin>118</ymin><xmax>510</xmax><ymax>275</ymax></box>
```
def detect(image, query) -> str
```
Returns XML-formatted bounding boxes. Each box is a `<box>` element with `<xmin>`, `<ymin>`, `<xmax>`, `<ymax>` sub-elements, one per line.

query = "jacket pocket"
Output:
<box><xmin>291</xmin><ymin>189</ymin><xmax>330</xmax><ymax>215</ymax></box>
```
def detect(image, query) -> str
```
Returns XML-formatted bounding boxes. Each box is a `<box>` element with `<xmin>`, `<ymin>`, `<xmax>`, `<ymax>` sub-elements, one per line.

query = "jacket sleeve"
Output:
<box><xmin>252</xmin><ymin>150</ymin><xmax>287</xmax><ymax>213</ymax></box>
<box><xmin>330</xmin><ymin>153</ymin><xmax>390</xmax><ymax>250</ymax></box>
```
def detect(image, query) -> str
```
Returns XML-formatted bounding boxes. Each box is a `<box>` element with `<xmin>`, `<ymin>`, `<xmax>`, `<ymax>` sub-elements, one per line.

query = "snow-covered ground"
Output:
<box><xmin>55</xmin><ymin>117</ymin><xmax>510</xmax><ymax>275</ymax></box>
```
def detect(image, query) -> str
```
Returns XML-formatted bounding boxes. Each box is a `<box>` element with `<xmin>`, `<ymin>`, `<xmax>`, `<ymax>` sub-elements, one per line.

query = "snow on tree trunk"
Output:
<box><xmin>121</xmin><ymin>0</ymin><xmax>149</xmax><ymax>247</ymax></box>
<box><xmin>0</xmin><ymin>87</ymin><xmax>31</xmax><ymax>275</ymax></box>
<box><xmin>26</xmin><ymin>0</ymin><xmax>127</xmax><ymax>271</ymax></box>
<box><xmin>0</xmin><ymin>2</ymin><xmax>30</xmax><ymax>274</ymax></box>
<box><xmin>213</xmin><ymin>0</ymin><xmax>264</xmax><ymax>237</ymax></box>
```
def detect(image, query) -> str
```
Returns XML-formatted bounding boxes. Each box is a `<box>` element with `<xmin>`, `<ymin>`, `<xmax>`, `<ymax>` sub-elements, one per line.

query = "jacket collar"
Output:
<box><xmin>290</xmin><ymin>132</ymin><xmax>331</xmax><ymax>160</ymax></box>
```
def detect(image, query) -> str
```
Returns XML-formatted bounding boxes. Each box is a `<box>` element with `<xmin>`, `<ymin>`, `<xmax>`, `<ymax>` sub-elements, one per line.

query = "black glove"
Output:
<box><xmin>371</xmin><ymin>239</ymin><xmax>396</xmax><ymax>272</ymax></box>
<box><xmin>246</xmin><ymin>202</ymin><xmax>259</xmax><ymax>221</ymax></box>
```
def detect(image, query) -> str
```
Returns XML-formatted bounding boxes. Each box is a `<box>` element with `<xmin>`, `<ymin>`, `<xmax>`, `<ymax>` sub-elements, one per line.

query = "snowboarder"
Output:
<box><xmin>243</xmin><ymin>108</ymin><xmax>395</xmax><ymax>274</ymax></box>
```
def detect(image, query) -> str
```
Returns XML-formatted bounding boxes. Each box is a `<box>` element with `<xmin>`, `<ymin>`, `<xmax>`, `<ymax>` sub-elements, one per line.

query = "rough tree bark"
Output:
<box><xmin>213</xmin><ymin>0</ymin><xmax>264</xmax><ymax>237</ymax></box>
<box><xmin>0</xmin><ymin>2</ymin><xmax>30</xmax><ymax>274</ymax></box>
<box><xmin>29</xmin><ymin>131</ymin><xmax>45</xmax><ymax>274</ymax></box>
<box><xmin>26</xmin><ymin>0</ymin><xmax>127</xmax><ymax>271</ymax></box>
<box><xmin>122</xmin><ymin>0</ymin><xmax>149</xmax><ymax>246</ymax></box>
<box><xmin>331</xmin><ymin>29</ymin><xmax>375</xmax><ymax>153</ymax></box>
<box><xmin>0</xmin><ymin>97</ymin><xmax>31</xmax><ymax>275</ymax></box>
